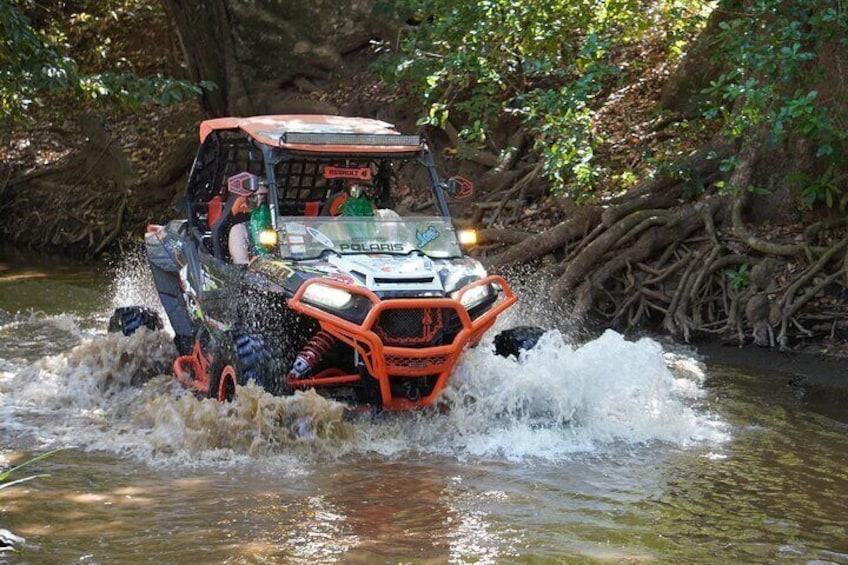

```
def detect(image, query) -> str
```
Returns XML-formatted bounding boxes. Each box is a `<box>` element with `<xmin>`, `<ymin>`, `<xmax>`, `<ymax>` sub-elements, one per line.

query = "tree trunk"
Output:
<box><xmin>161</xmin><ymin>0</ymin><xmax>231</xmax><ymax>115</ymax></box>
<box><xmin>160</xmin><ymin>0</ymin><xmax>398</xmax><ymax>116</ymax></box>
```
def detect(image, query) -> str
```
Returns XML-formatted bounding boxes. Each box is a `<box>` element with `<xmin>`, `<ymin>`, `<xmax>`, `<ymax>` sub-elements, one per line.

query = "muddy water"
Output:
<box><xmin>1</xmin><ymin>249</ymin><xmax>847</xmax><ymax>564</ymax></box>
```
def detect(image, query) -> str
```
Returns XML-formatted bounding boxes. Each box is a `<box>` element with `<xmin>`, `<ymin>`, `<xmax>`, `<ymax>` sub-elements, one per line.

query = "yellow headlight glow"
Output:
<box><xmin>458</xmin><ymin>229</ymin><xmax>478</xmax><ymax>246</ymax></box>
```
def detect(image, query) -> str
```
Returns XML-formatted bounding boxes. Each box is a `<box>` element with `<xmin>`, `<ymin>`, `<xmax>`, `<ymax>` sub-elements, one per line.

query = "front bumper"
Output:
<box><xmin>287</xmin><ymin>275</ymin><xmax>517</xmax><ymax>410</ymax></box>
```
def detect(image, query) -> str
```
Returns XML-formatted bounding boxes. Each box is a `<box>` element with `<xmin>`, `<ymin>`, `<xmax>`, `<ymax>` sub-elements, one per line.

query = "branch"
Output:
<box><xmin>443</xmin><ymin>121</ymin><xmax>500</xmax><ymax>168</ymax></box>
<box><xmin>486</xmin><ymin>205</ymin><xmax>602</xmax><ymax>268</ymax></box>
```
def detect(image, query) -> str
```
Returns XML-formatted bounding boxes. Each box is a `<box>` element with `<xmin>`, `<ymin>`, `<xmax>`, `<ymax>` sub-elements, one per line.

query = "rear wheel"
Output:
<box><xmin>108</xmin><ymin>306</ymin><xmax>163</xmax><ymax>336</ymax></box>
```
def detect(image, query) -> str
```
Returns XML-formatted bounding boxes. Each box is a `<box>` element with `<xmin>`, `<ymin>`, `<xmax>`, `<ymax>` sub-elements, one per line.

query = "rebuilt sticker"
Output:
<box><xmin>323</xmin><ymin>166</ymin><xmax>372</xmax><ymax>181</ymax></box>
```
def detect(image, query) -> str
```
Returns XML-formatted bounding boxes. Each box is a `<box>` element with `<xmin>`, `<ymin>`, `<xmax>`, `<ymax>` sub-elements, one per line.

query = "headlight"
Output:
<box><xmin>258</xmin><ymin>229</ymin><xmax>278</xmax><ymax>248</ymax></box>
<box><xmin>303</xmin><ymin>284</ymin><xmax>353</xmax><ymax>309</ymax></box>
<box><xmin>453</xmin><ymin>283</ymin><xmax>492</xmax><ymax>310</ymax></box>
<box><xmin>457</xmin><ymin>229</ymin><xmax>477</xmax><ymax>246</ymax></box>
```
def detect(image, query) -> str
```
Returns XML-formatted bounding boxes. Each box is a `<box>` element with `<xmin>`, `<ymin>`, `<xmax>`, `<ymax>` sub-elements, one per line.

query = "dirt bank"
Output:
<box><xmin>695</xmin><ymin>338</ymin><xmax>848</xmax><ymax>398</ymax></box>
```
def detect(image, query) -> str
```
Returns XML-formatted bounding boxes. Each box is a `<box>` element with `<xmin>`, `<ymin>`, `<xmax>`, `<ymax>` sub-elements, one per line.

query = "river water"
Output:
<box><xmin>0</xmin><ymin>248</ymin><xmax>846</xmax><ymax>564</ymax></box>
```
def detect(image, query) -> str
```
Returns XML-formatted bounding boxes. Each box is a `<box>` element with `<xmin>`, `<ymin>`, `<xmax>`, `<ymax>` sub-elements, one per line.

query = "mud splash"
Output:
<box><xmin>0</xmin><ymin>252</ymin><xmax>724</xmax><ymax>467</ymax></box>
<box><xmin>0</xmin><ymin>317</ymin><xmax>720</xmax><ymax>466</ymax></box>
<box><xmin>0</xmin><ymin>328</ymin><xmax>353</xmax><ymax>466</ymax></box>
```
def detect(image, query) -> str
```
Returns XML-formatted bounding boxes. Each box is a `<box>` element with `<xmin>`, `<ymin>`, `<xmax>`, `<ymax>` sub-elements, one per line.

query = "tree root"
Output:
<box><xmin>476</xmin><ymin>228</ymin><xmax>533</xmax><ymax>245</ymax></box>
<box><xmin>486</xmin><ymin>205</ymin><xmax>602</xmax><ymax>268</ymax></box>
<box><xmin>483</xmin><ymin>133</ymin><xmax>848</xmax><ymax>352</ymax></box>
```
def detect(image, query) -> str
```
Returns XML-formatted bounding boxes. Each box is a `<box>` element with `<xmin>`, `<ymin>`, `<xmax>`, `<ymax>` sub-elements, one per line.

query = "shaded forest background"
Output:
<box><xmin>2</xmin><ymin>0</ymin><xmax>847</xmax><ymax>354</ymax></box>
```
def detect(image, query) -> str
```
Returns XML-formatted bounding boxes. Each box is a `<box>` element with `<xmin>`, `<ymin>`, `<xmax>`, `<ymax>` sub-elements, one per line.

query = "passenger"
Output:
<box><xmin>228</xmin><ymin>181</ymin><xmax>272</xmax><ymax>264</ymax></box>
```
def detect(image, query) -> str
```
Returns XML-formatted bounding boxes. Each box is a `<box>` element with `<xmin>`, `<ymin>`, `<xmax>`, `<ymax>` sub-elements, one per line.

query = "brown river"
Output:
<box><xmin>0</xmin><ymin>248</ymin><xmax>846</xmax><ymax>564</ymax></box>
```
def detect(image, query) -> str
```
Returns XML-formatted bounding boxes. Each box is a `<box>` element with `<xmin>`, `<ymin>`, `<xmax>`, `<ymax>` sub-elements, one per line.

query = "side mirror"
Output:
<box><xmin>228</xmin><ymin>172</ymin><xmax>260</xmax><ymax>195</ymax></box>
<box><xmin>445</xmin><ymin>176</ymin><xmax>474</xmax><ymax>199</ymax></box>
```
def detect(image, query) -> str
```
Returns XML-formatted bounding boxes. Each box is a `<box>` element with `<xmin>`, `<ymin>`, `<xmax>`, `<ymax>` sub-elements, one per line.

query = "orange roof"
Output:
<box><xmin>198</xmin><ymin>115</ymin><xmax>422</xmax><ymax>153</ymax></box>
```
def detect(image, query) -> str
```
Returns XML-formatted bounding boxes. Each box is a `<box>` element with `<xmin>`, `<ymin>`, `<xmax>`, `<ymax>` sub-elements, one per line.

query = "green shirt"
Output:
<box><xmin>339</xmin><ymin>195</ymin><xmax>374</xmax><ymax>217</ymax></box>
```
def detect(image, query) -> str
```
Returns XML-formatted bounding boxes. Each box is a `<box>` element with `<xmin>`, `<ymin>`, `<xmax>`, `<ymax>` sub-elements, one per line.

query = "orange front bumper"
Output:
<box><xmin>287</xmin><ymin>275</ymin><xmax>517</xmax><ymax>410</ymax></box>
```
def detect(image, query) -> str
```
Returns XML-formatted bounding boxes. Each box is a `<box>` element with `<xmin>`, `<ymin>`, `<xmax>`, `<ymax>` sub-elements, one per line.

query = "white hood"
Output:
<box><xmin>328</xmin><ymin>254</ymin><xmax>444</xmax><ymax>294</ymax></box>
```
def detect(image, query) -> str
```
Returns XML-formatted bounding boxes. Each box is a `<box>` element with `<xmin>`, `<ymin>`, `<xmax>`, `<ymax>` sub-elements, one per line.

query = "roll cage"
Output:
<box><xmin>179</xmin><ymin>115</ymin><xmax>455</xmax><ymax>262</ymax></box>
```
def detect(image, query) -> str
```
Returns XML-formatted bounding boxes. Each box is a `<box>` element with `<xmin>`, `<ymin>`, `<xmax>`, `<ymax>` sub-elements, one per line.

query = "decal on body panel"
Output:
<box><xmin>285</xmin><ymin>222</ymin><xmax>307</xmax><ymax>235</ymax></box>
<box><xmin>252</xmin><ymin>259</ymin><xmax>296</xmax><ymax>280</ymax></box>
<box><xmin>179</xmin><ymin>266</ymin><xmax>203</xmax><ymax>320</ymax></box>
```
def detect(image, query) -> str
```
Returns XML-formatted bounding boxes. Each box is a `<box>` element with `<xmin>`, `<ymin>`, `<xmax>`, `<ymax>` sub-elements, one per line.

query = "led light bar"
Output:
<box><xmin>281</xmin><ymin>132</ymin><xmax>422</xmax><ymax>147</ymax></box>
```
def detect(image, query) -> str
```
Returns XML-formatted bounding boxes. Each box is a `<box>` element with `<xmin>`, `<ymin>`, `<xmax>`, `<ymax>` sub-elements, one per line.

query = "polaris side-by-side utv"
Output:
<box><xmin>111</xmin><ymin>115</ymin><xmax>542</xmax><ymax>411</ymax></box>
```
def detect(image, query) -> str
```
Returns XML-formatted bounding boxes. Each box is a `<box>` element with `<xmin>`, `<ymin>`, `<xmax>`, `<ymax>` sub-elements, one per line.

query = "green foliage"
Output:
<box><xmin>796</xmin><ymin>165</ymin><xmax>848</xmax><ymax>211</ymax></box>
<box><xmin>0</xmin><ymin>0</ymin><xmax>208</xmax><ymax>121</ymax></box>
<box><xmin>0</xmin><ymin>448</ymin><xmax>63</xmax><ymax>490</ymax></box>
<box><xmin>377</xmin><ymin>0</ymin><xmax>713</xmax><ymax>199</ymax></box>
<box><xmin>724</xmin><ymin>264</ymin><xmax>749</xmax><ymax>291</ymax></box>
<box><xmin>703</xmin><ymin>0</ymin><xmax>848</xmax><ymax>203</ymax></box>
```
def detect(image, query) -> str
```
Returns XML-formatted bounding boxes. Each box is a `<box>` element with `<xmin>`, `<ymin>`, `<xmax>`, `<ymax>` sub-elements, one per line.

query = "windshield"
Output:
<box><xmin>275</xmin><ymin>216</ymin><xmax>463</xmax><ymax>259</ymax></box>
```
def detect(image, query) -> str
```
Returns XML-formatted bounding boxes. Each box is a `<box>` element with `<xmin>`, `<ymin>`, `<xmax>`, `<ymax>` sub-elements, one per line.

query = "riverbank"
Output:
<box><xmin>694</xmin><ymin>338</ymin><xmax>848</xmax><ymax>416</ymax></box>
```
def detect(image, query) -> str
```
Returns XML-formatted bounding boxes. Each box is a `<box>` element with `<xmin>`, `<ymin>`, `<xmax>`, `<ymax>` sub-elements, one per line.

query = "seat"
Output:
<box><xmin>320</xmin><ymin>192</ymin><xmax>349</xmax><ymax>216</ymax></box>
<box><xmin>210</xmin><ymin>194</ymin><xmax>250</xmax><ymax>261</ymax></box>
<box><xmin>207</xmin><ymin>196</ymin><xmax>223</xmax><ymax>227</ymax></box>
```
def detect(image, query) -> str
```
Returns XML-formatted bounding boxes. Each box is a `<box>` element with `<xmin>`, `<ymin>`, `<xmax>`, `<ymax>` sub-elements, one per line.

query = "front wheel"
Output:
<box><xmin>208</xmin><ymin>362</ymin><xmax>237</xmax><ymax>402</ymax></box>
<box><xmin>207</xmin><ymin>328</ymin><xmax>291</xmax><ymax>402</ymax></box>
<box><xmin>493</xmin><ymin>326</ymin><xmax>546</xmax><ymax>359</ymax></box>
<box><xmin>232</xmin><ymin>329</ymin><xmax>292</xmax><ymax>396</ymax></box>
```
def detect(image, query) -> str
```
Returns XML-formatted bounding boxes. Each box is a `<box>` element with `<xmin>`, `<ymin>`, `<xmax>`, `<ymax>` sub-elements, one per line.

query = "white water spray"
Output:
<box><xmin>0</xmin><ymin>256</ymin><xmax>725</xmax><ymax>466</ymax></box>
<box><xmin>353</xmin><ymin>329</ymin><xmax>723</xmax><ymax>461</ymax></box>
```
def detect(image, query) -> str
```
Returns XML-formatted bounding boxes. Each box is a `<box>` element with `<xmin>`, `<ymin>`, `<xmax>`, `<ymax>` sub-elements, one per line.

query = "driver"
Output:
<box><xmin>317</xmin><ymin>181</ymin><xmax>403</xmax><ymax>247</ymax></box>
<box><xmin>340</xmin><ymin>182</ymin><xmax>400</xmax><ymax>220</ymax></box>
<box><xmin>228</xmin><ymin>180</ymin><xmax>272</xmax><ymax>264</ymax></box>
<box><xmin>338</xmin><ymin>183</ymin><xmax>375</xmax><ymax>216</ymax></box>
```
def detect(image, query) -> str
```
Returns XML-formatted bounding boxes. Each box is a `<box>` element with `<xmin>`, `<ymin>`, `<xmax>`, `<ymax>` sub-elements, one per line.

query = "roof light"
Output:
<box><xmin>281</xmin><ymin>132</ymin><xmax>422</xmax><ymax>147</ymax></box>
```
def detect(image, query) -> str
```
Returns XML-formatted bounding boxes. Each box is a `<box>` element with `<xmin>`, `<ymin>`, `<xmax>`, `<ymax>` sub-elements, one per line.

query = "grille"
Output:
<box><xmin>389</xmin><ymin>374</ymin><xmax>440</xmax><ymax>401</ymax></box>
<box><xmin>373</xmin><ymin>277</ymin><xmax>435</xmax><ymax>284</ymax></box>
<box><xmin>385</xmin><ymin>353</ymin><xmax>450</xmax><ymax>371</ymax></box>
<box><xmin>374</xmin><ymin>308</ymin><xmax>446</xmax><ymax>346</ymax></box>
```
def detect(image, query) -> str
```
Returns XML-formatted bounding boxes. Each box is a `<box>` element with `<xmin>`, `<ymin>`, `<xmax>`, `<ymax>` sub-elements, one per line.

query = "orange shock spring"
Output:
<box><xmin>288</xmin><ymin>330</ymin><xmax>335</xmax><ymax>380</ymax></box>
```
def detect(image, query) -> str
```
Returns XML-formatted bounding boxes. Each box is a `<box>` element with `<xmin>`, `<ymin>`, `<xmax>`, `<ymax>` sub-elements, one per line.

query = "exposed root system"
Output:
<box><xmin>479</xmin><ymin>140</ymin><xmax>848</xmax><ymax>352</ymax></box>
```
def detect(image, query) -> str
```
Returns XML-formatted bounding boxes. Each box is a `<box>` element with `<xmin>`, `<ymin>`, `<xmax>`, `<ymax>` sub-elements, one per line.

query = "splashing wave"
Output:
<box><xmin>0</xmin><ymin>252</ymin><xmax>725</xmax><ymax>465</ymax></box>
<box><xmin>0</xmin><ymin>329</ymin><xmax>353</xmax><ymax>467</ymax></box>
<box><xmin>352</xmin><ymin>329</ymin><xmax>724</xmax><ymax>461</ymax></box>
